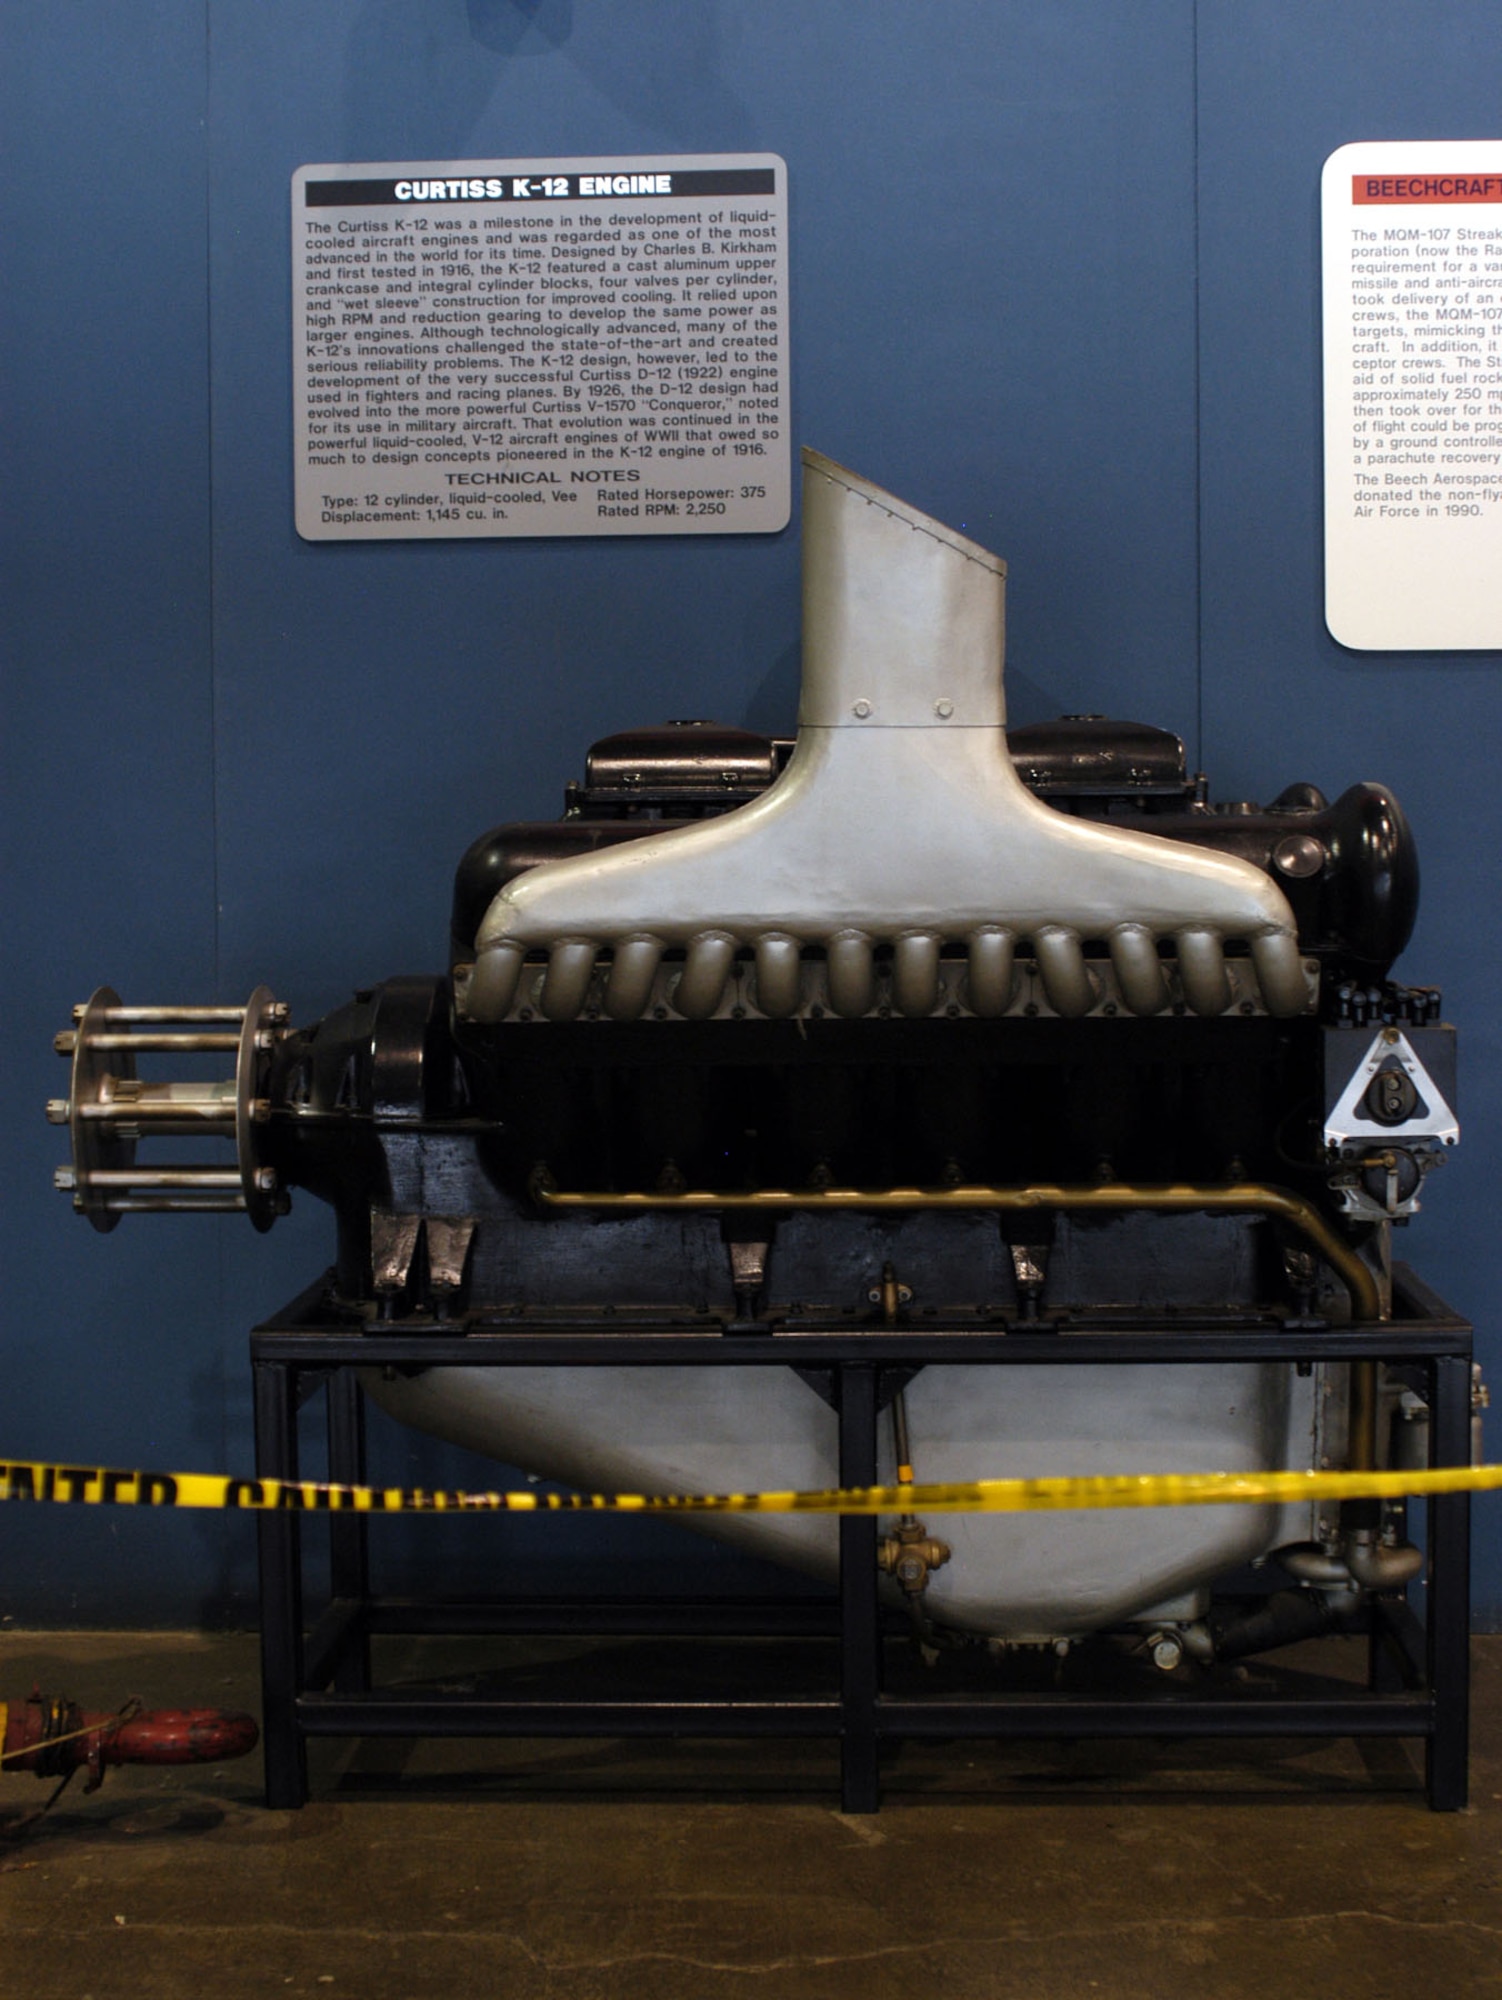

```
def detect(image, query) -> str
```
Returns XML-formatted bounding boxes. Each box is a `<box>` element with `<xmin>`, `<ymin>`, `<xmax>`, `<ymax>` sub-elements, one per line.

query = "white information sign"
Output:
<box><xmin>1323</xmin><ymin>142</ymin><xmax>1502</xmax><ymax>649</ymax></box>
<box><xmin>292</xmin><ymin>154</ymin><xmax>789</xmax><ymax>541</ymax></box>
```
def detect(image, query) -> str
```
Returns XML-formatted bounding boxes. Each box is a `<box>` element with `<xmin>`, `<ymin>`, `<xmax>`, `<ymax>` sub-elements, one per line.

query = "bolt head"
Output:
<box><xmin>1150</xmin><ymin>1636</ymin><xmax>1183</xmax><ymax>1672</ymax></box>
<box><xmin>852</xmin><ymin>698</ymin><xmax>873</xmax><ymax>718</ymax></box>
<box><xmin>934</xmin><ymin>698</ymin><xmax>954</xmax><ymax>718</ymax></box>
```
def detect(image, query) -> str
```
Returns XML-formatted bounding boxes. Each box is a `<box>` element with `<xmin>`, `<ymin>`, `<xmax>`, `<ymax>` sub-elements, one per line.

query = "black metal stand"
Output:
<box><xmin>252</xmin><ymin>1266</ymin><xmax>1472</xmax><ymax>1812</ymax></box>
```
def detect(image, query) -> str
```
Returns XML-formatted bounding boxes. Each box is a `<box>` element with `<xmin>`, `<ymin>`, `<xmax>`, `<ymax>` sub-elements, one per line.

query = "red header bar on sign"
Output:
<box><xmin>1353</xmin><ymin>174</ymin><xmax>1502</xmax><ymax>204</ymax></box>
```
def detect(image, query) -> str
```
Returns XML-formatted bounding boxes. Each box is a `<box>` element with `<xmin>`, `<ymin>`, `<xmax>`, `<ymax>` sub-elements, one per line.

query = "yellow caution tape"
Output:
<box><xmin>0</xmin><ymin>1457</ymin><xmax>1500</xmax><ymax>1516</ymax></box>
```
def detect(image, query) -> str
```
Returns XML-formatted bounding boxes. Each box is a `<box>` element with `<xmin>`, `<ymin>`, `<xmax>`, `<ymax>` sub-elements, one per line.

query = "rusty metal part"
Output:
<box><xmin>530</xmin><ymin>1175</ymin><xmax>1382</xmax><ymax>1325</ymax></box>
<box><xmin>1</xmin><ymin>1691</ymin><xmax>258</xmax><ymax>1794</ymax></box>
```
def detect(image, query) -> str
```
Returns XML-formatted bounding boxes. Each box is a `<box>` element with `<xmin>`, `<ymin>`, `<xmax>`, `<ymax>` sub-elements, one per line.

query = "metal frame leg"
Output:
<box><xmin>246</xmin><ymin>1294</ymin><xmax>1472</xmax><ymax>1814</ymax></box>
<box><xmin>326</xmin><ymin>1368</ymin><xmax>371</xmax><ymax>1694</ymax></box>
<box><xmin>254</xmin><ymin>1358</ymin><xmax>308</xmax><ymax>1809</ymax></box>
<box><xmin>1426</xmin><ymin>1352</ymin><xmax>1471</xmax><ymax>1810</ymax></box>
<box><xmin>838</xmin><ymin>1363</ymin><xmax>880</xmax><ymax>1813</ymax></box>
<box><xmin>1368</xmin><ymin>1499</ymin><xmax>1414</xmax><ymax>1694</ymax></box>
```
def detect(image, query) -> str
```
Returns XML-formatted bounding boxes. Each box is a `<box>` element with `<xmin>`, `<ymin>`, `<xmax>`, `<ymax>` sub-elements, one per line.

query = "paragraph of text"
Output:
<box><xmin>1324</xmin><ymin>141</ymin><xmax>1502</xmax><ymax>649</ymax></box>
<box><xmin>292</xmin><ymin>155</ymin><xmax>790</xmax><ymax>541</ymax></box>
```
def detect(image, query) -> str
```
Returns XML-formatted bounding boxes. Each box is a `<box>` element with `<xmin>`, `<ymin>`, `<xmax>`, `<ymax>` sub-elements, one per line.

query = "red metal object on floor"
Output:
<box><xmin>2</xmin><ymin>1689</ymin><xmax>258</xmax><ymax>1792</ymax></box>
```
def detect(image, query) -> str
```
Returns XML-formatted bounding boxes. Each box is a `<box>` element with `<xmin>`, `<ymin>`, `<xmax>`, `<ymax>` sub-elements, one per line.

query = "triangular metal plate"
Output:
<box><xmin>1325</xmin><ymin>1030</ymin><xmax>1459</xmax><ymax>1148</ymax></box>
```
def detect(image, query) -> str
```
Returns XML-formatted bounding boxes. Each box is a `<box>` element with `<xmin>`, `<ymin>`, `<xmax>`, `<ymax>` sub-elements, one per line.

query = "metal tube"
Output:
<box><xmin>753</xmin><ymin>934</ymin><xmax>802</xmax><ymax>1019</ymax></box>
<box><xmin>675</xmin><ymin>932</ymin><xmax>736</xmax><ymax>1020</ymax></box>
<box><xmin>893</xmin><ymin>933</ymin><xmax>941</xmax><ymax>1018</ymax></box>
<box><xmin>82</xmin><ymin>1033</ymin><xmax>241</xmax><ymax>1052</ymax></box>
<box><xmin>1176</xmin><ymin>930</ymin><xmax>1232</xmax><ymax>1017</ymax></box>
<box><xmin>826</xmin><ymin>932</ymin><xmax>874</xmax><ymax>1019</ymax></box>
<box><xmin>891</xmin><ymin>1389</ymin><xmax>914</xmax><ymax>1485</ymax></box>
<box><xmin>1350</xmin><ymin>1359</ymin><xmax>1379</xmax><ymax>1470</ymax></box>
<box><xmin>83</xmin><ymin>1125</ymin><xmax>239</xmax><ymax>1145</ymax></box>
<box><xmin>100</xmin><ymin>1197</ymin><xmax>248</xmax><ymax>1213</ymax></box>
<box><xmin>964</xmin><ymin>926</ymin><xmax>1016</xmax><ymax>1017</ymax></box>
<box><xmin>604</xmin><ymin>936</ymin><xmax>663</xmax><ymax>1022</ymax></box>
<box><xmin>83</xmin><ymin>1168</ymin><xmax>244</xmax><ymax>1189</ymax></box>
<box><xmin>77</xmin><ymin>1101</ymin><xmax>235</xmax><ymax>1123</ymax></box>
<box><xmin>540</xmin><ymin>941</ymin><xmax>597</xmax><ymax>1022</ymax></box>
<box><xmin>531</xmin><ymin>1177</ymin><xmax>1382</xmax><ymax>1325</ymax></box>
<box><xmin>73</xmin><ymin>1005</ymin><xmax>249</xmax><ymax>1025</ymax></box>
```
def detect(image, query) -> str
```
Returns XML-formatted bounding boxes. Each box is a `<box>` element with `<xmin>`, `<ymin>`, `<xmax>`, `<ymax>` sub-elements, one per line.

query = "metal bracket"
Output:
<box><xmin>1325</xmin><ymin>1027</ymin><xmax>1458</xmax><ymax>1150</ymax></box>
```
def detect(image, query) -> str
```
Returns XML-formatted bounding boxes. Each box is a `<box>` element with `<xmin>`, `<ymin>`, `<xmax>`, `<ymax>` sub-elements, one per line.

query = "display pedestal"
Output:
<box><xmin>252</xmin><ymin>1267</ymin><xmax>1472</xmax><ymax>1812</ymax></box>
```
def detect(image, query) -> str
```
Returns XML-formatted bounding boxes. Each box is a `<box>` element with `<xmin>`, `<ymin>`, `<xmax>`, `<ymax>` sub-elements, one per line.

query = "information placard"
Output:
<box><xmin>292</xmin><ymin>154</ymin><xmax>789</xmax><ymax>541</ymax></box>
<box><xmin>1323</xmin><ymin>141</ymin><xmax>1502</xmax><ymax>649</ymax></box>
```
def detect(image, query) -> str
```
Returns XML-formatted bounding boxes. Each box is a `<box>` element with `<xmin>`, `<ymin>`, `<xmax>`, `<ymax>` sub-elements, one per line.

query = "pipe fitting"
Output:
<box><xmin>1344</xmin><ymin>1528</ymin><xmax>1423</xmax><ymax>1591</ymax></box>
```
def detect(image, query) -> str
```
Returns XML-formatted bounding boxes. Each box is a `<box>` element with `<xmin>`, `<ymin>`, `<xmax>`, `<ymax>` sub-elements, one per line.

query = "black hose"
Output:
<box><xmin>1211</xmin><ymin>1590</ymin><xmax>1355</xmax><ymax>1662</ymax></box>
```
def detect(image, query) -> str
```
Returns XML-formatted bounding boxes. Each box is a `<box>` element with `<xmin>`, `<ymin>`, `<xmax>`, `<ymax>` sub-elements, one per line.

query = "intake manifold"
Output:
<box><xmin>462</xmin><ymin>450</ymin><xmax>1307</xmax><ymax>1026</ymax></box>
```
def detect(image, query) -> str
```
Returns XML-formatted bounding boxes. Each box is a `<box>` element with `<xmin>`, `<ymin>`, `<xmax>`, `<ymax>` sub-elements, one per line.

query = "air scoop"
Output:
<box><xmin>461</xmin><ymin>450</ymin><xmax>1310</xmax><ymax>1026</ymax></box>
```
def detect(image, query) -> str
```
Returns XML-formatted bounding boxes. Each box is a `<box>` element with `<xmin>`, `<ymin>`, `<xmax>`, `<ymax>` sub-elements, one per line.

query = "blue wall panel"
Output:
<box><xmin>0</xmin><ymin>3</ymin><xmax>237</xmax><ymax>1619</ymax></box>
<box><xmin>1195</xmin><ymin>1</ymin><xmax>1502</xmax><ymax>1617</ymax></box>
<box><xmin>3</xmin><ymin>0</ymin><xmax>1495</xmax><ymax>1623</ymax></box>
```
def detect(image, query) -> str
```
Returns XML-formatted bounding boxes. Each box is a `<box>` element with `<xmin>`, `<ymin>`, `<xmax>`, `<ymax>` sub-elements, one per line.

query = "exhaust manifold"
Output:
<box><xmin>463</xmin><ymin>451</ymin><xmax>1307</xmax><ymax>1027</ymax></box>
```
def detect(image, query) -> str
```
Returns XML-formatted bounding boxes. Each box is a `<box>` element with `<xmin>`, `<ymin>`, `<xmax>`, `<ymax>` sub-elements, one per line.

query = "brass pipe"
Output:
<box><xmin>531</xmin><ymin>1176</ymin><xmax>1383</xmax><ymax>1326</ymax></box>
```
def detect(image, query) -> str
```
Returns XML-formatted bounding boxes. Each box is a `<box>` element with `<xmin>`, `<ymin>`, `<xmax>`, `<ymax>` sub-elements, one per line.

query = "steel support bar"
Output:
<box><xmin>253</xmin><ymin>1358</ymin><xmax>308</xmax><ymax>1809</ymax></box>
<box><xmin>292</xmin><ymin>1691</ymin><xmax>1433</xmax><ymax>1742</ymax></box>
<box><xmin>1427</xmin><ymin>1351</ymin><xmax>1472</xmax><ymax>1809</ymax></box>
<box><xmin>1371</xmin><ymin>1596</ymin><xmax>1428</xmax><ymax>1693</ymax></box>
<box><xmin>248</xmin><ymin>1269</ymin><xmax>1473</xmax><ymax>1811</ymax></box>
<box><xmin>303</xmin><ymin>1599</ymin><xmax>365</xmax><ymax>1694</ymax></box>
<box><xmin>251</xmin><ymin>1327</ymin><xmax>1470</xmax><ymax>1370</ymax></box>
<box><xmin>360</xmin><ymin>1598</ymin><xmax>847</xmax><ymax>1638</ymax></box>
<box><xmin>838</xmin><ymin>1363</ymin><xmax>880</xmax><ymax>1812</ymax></box>
<box><xmin>296</xmin><ymin>1695</ymin><xmax>840</xmax><ymax>1738</ymax></box>
<box><xmin>325</xmin><ymin>1368</ymin><xmax>370</xmax><ymax>1694</ymax></box>
<box><xmin>873</xmin><ymin>1698</ymin><xmax>1435</xmax><ymax>1738</ymax></box>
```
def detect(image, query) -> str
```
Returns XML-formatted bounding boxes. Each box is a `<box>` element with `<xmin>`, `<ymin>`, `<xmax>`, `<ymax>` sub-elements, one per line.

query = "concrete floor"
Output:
<box><xmin>0</xmin><ymin>1631</ymin><xmax>1499</xmax><ymax>1999</ymax></box>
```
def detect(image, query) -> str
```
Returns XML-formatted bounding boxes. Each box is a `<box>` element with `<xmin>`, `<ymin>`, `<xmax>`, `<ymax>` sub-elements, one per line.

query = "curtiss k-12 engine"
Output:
<box><xmin>50</xmin><ymin>449</ymin><xmax>1461</xmax><ymax>1658</ymax></box>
